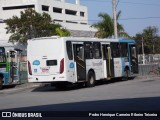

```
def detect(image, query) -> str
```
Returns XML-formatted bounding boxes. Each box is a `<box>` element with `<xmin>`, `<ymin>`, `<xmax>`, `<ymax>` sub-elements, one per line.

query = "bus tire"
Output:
<box><xmin>86</xmin><ymin>71</ymin><xmax>95</xmax><ymax>87</ymax></box>
<box><xmin>122</xmin><ymin>69</ymin><xmax>129</xmax><ymax>81</ymax></box>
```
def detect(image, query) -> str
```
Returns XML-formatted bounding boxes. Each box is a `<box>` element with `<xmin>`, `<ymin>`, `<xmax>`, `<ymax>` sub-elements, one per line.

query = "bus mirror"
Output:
<box><xmin>9</xmin><ymin>51</ymin><xmax>16</xmax><ymax>58</ymax></box>
<box><xmin>7</xmin><ymin>51</ymin><xmax>9</xmax><ymax>58</ymax></box>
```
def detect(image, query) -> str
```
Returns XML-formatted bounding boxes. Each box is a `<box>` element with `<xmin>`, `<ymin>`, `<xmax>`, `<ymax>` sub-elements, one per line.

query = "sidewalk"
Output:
<box><xmin>135</xmin><ymin>74</ymin><xmax>160</xmax><ymax>80</ymax></box>
<box><xmin>0</xmin><ymin>82</ymin><xmax>43</xmax><ymax>94</ymax></box>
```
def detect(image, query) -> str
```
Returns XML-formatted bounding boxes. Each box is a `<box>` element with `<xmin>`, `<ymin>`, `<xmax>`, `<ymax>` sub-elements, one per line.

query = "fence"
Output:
<box><xmin>138</xmin><ymin>54</ymin><xmax>160</xmax><ymax>76</ymax></box>
<box><xmin>138</xmin><ymin>64</ymin><xmax>160</xmax><ymax>76</ymax></box>
<box><xmin>138</xmin><ymin>54</ymin><xmax>160</xmax><ymax>64</ymax></box>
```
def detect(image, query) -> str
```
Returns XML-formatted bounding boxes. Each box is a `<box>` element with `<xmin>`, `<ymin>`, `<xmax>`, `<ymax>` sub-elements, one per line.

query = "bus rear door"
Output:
<box><xmin>102</xmin><ymin>44</ymin><xmax>114</xmax><ymax>79</ymax></box>
<box><xmin>73</xmin><ymin>43</ymin><xmax>86</xmax><ymax>81</ymax></box>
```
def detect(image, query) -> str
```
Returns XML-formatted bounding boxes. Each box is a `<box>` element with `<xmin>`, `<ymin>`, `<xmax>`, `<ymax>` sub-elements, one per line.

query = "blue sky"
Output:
<box><xmin>66</xmin><ymin>0</ymin><xmax>160</xmax><ymax>36</ymax></box>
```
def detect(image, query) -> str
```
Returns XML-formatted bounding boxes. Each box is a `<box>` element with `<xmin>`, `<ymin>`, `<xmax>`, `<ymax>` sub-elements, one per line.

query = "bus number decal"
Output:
<box><xmin>33</xmin><ymin>60</ymin><xmax>40</xmax><ymax>66</ymax></box>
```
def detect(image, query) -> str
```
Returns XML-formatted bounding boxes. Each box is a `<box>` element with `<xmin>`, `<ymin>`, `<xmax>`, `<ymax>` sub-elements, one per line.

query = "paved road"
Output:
<box><xmin>0</xmin><ymin>77</ymin><xmax>160</xmax><ymax>119</ymax></box>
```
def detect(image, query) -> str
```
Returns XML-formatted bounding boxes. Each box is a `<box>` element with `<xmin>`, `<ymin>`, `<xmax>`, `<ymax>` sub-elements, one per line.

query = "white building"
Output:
<box><xmin>0</xmin><ymin>0</ymin><xmax>96</xmax><ymax>42</ymax></box>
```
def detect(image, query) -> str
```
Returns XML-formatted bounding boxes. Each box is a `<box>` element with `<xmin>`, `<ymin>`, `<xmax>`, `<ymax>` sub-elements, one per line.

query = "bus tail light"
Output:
<box><xmin>28</xmin><ymin>61</ymin><xmax>32</xmax><ymax>75</ymax></box>
<box><xmin>59</xmin><ymin>58</ymin><xmax>64</xmax><ymax>74</ymax></box>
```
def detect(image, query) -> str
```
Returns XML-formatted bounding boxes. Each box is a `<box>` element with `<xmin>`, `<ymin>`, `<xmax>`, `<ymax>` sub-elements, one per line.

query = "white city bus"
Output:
<box><xmin>27</xmin><ymin>36</ymin><xmax>138</xmax><ymax>88</ymax></box>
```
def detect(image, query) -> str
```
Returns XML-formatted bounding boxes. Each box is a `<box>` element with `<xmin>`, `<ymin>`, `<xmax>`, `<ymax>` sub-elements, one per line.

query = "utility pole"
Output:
<box><xmin>112</xmin><ymin>0</ymin><xmax>118</xmax><ymax>39</ymax></box>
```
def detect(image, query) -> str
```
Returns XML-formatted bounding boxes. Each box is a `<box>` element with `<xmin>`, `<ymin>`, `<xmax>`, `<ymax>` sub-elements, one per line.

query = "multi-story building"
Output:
<box><xmin>0</xmin><ymin>0</ymin><xmax>96</xmax><ymax>41</ymax></box>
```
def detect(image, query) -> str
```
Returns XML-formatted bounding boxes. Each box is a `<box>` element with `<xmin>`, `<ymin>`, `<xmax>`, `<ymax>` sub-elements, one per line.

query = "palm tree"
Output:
<box><xmin>92</xmin><ymin>11</ymin><xmax>130</xmax><ymax>38</ymax></box>
<box><xmin>116</xmin><ymin>11</ymin><xmax>130</xmax><ymax>38</ymax></box>
<box><xmin>92</xmin><ymin>13</ymin><xmax>113</xmax><ymax>38</ymax></box>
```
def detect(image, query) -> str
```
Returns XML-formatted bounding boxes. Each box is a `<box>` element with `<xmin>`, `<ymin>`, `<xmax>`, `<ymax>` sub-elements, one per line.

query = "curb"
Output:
<box><xmin>135</xmin><ymin>75</ymin><xmax>160</xmax><ymax>79</ymax></box>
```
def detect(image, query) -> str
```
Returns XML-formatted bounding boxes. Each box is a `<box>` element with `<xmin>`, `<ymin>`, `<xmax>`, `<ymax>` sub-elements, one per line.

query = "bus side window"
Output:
<box><xmin>84</xmin><ymin>42</ymin><xmax>93</xmax><ymax>59</ymax></box>
<box><xmin>93</xmin><ymin>42</ymin><xmax>101</xmax><ymax>59</ymax></box>
<box><xmin>111</xmin><ymin>42</ymin><xmax>120</xmax><ymax>58</ymax></box>
<box><xmin>66</xmin><ymin>41</ymin><xmax>73</xmax><ymax>60</ymax></box>
<box><xmin>76</xmin><ymin>45</ymin><xmax>84</xmax><ymax>61</ymax></box>
<box><xmin>102</xmin><ymin>45</ymin><xmax>106</xmax><ymax>60</ymax></box>
<box><xmin>120</xmin><ymin>43</ymin><xmax>128</xmax><ymax>57</ymax></box>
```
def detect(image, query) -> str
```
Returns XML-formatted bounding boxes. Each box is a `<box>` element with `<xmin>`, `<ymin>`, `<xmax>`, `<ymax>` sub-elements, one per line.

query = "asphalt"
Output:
<box><xmin>0</xmin><ymin>75</ymin><xmax>160</xmax><ymax>94</ymax></box>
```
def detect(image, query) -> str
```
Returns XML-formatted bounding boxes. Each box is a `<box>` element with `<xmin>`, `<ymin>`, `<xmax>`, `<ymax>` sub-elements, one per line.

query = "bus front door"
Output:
<box><xmin>73</xmin><ymin>44</ymin><xmax>86</xmax><ymax>81</ymax></box>
<box><xmin>129</xmin><ymin>44</ymin><xmax>139</xmax><ymax>73</ymax></box>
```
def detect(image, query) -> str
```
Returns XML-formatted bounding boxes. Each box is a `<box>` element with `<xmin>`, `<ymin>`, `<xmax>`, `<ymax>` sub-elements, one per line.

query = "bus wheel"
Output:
<box><xmin>86</xmin><ymin>71</ymin><xmax>95</xmax><ymax>87</ymax></box>
<box><xmin>122</xmin><ymin>69</ymin><xmax>129</xmax><ymax>81</ymax></box>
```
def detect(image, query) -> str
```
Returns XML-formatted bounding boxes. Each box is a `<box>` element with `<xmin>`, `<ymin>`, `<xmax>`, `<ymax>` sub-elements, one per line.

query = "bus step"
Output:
<box><xmin>77</xmin><ymin>80</ymin><xmax>86</xmax><ymax>83</ymax></box>
<box><xmin>12</xmin><ymin>75</ymin><xmax>18</xmax><ymax>77</ymax></box>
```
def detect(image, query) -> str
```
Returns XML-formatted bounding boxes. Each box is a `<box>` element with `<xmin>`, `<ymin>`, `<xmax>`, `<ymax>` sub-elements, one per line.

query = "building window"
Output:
<box><xmin>53</xmin><ymin>7</ymin><xmax>62</xmax><ymax>13</ymax></box>
<box><xmin>80</xmin><ymin>23</ymin><xmax>87</xmax><ymax>25</ymax></box>
<box><xmin>66</xmin><ymin>21</ymin><xmax>78</xmax><ymax>24</ymax></box>
<box><xmin>0</xmin><ymin>19</ymin><xmax>4</xmax><ymax>23</ymax></box>
<box><xmin>3</xmin><ymin>5</ymin><xmax>35</xmax><ymax>10</ymax></box>
<box><xmin>80</xmin><ymin>12</ymin><xmax>85</xmax><ymax>17</ymax></box>
<box><xmin>65</xmin><ymin>9</ymin><xmax>77</xmax><ymax>16</ymax></box>
<box><xmin>42</xmin><ymin>5</ymin><xmax>49</xmax><ymax>11</ymax></box>
<box><xmin>54</xmin><ymin>19</ymin><xmax>63</xmax><ymax>22</ymax></box>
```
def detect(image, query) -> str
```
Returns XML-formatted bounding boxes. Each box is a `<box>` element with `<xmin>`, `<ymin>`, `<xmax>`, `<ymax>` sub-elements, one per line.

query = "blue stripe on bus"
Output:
<box><xmin>119</xmin><ymin>39</ymin><xmax>136</xmax><ymax>43</ymax></box>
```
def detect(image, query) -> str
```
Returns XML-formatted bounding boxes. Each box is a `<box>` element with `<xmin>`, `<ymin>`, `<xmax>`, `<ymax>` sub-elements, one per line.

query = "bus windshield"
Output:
<box><xmin>0</xmin><ymin>47</ymin><xmax>6</xmax><ymax>62</ymax></box>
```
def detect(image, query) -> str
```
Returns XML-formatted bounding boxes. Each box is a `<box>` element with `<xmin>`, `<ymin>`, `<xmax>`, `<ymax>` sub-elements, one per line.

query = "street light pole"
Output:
<box><xmin>112</xmin><ymin>0</ymin><xmax>118</xmax><ymax>39</ymax></box>
<box><xmin>142</xmin><ymin>37</ymin><xmax>145</xmax><ymax>64</ymax></box>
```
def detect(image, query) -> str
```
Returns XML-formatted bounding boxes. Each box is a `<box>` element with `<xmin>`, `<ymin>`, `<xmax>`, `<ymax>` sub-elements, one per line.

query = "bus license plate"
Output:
<box><xmin>41</xmin><ymin>68</ymin><xmax>49</xmax><ymax>73</ymax></box>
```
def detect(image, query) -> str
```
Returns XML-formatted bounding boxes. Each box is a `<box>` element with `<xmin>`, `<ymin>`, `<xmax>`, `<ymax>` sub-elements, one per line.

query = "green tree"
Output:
<box><xmin>56</xmin><ymin>28</ymin><xmax>71</xmax><ymax>37</ymax></box>
<box><xmin>92</xmin><ymin>13</ymin><xmax>114</xmax><ymax>38</ymax></box>
<box><xmin>116</xmin><ymin>11</ymin><xmax>130</xmax><ymax>38</ymax></box>
<box><xmin>133</xmin><ymin>26</ymin><xmax>159</xmax><ymax>54</ymax></box>
<box><xmin>5</xmin><ymin>8</ymin><xmax>70</xmax><ymax>43</ymax></box>
<box><xmin>92</xmin><ymin>11</ymin><xmax>129</xmax><ymax>38</ymax></box>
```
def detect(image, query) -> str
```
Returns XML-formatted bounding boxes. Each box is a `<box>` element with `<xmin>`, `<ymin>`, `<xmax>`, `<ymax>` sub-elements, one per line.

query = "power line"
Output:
<box><xmin>80</xmin><ymin>0</ymin><xmax>160</xmax><ymax>7</ymax></box>
<box><xmin>119</xmin><ymin>1</ymin><xmax>160</xmax><ymax>7</ymax></box>
<box><xmin>62</xmin><ymin>16</ymin><xmax>160</xmax><ymax>22</ymax></box>
<box><xmin>119</xmin><ymin>16</ymin><xmax>160</xmax><ymax>20</ymax></box>
<box><xmin>116</xmin><ymin>0</ymin><xmax>120</xmax><ymax>8</ymax></box>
